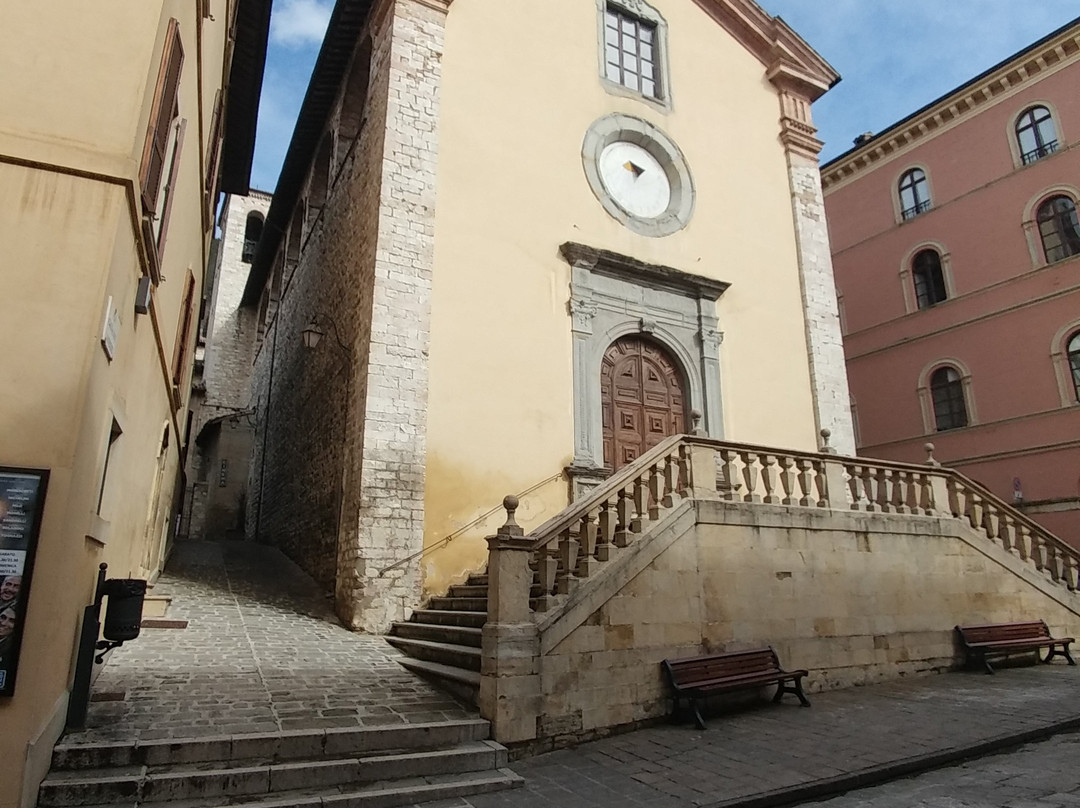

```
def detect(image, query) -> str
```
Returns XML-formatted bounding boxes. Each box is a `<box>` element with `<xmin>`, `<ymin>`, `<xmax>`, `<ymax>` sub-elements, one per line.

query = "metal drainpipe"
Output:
<box><xmin>253</xmin><ymin>311</ymin><xmax>279</xmax><ymax>541</ymax></box>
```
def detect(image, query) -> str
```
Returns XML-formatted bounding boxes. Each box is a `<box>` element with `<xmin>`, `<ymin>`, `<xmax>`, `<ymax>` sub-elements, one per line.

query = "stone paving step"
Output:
<box><xmin>51</xmin><ymin>720</ymin><xmax>492</xmax><ymax>770</ymax></box>
<box><xmin>407</xmin><ymin>609</ymin><xmax>487</xmax><ymax>628</ymax></box>
<box><xmin>396</xmin><ymin>659</ymin><xmax>481</xmax><ymax>706</ymax></box>
<box><xmin>67</xmin><ymin>767</ymin><xmax>523</xmax><ymax>808</ymax></box>
<box><xmin>390</xmin><ymin>622</ymin><xmax>482</xmax><ymax>648</ymax></box>
<box><xmin>385</xmin><ymin>637</ymin><xmax>481</xmax><ymax>672</ymax></box>
<box><xmin>427</xmin><ymin>596</ymin><xmax>487</xmax><ymax>612</ymax></box>
<box><xmin>447</xmin><ymin>585</ymin><xmax>488</xmax><ymax>599</ymax></box>
<box><xmin>38</xmin><ymin>741</ymin><xmax>508</xmax><ymax>806</ymax></box>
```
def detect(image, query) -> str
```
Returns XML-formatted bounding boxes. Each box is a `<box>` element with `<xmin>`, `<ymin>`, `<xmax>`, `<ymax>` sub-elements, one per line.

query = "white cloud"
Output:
<box><xmin>270</xmin><ymin>0</ymin><xmax>332</xmax><ymax>49</ymax></box>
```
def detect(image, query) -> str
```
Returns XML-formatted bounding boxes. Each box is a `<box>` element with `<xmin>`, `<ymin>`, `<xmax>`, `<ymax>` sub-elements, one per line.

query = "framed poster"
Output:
<box><xmin>0</xmin><ymin>467</ymin><xmax>49</xmax><ymax>697</ymax></box>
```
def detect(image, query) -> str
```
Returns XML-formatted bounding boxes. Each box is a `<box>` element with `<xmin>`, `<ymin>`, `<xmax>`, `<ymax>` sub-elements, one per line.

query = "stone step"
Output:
<box><xmin>390</xmin><ymin>621</ymin><xmax>482</xmax><ymax>648</ymax></box>
<box><xmin>69</xmin><ymin>767</ymin><xmax>523</xmax><ymax>808</ymax></box>
<box><xmin>38</xmin><ymin>741</ymin><xmax>507</xmax><ymax>807</ymax></box>
<box><xmin>396</xmin><ymin>659</ymin><xmax>481</xmax><ymax>707</ymax></box>
<box><xmin>408</xmin><ymin>609</ymin><xmax>487</xmax><ymax>628</ymax></box>
<box><xmin>51</xmin><ymin>720</ymin><xmax>491</xmax><ymax>771</ymax></box>
<box><xmin>447</xmin><ymin>584</ymin><xmax>488</xmax><ymax>599</ymax></box>
<box><xmin>427</xmin><ymin>596</ymin><xmax>488</xmax><ymax>612</ymax></box>
<box><xmin>385</xmin><ymin>637</ymin><xmax>481</xmax><ymax>672</ymax></box>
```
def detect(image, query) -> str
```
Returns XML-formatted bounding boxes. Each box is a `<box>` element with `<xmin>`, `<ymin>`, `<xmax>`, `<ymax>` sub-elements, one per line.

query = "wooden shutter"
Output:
<box><xmin>204</xmin><ymin>91</ymin><xmax>224</xmax><ymax>229</ymax></box>
<box><xmin>172</xmin><ymin>270</ymin><xmax>197</xmax><ymax>397</ymax></box>
<box><xmin>156</xmin><ymin>118</ymin><xmax>187</xmax><ymax>256</ymax></box>
<box><xmin>140</xmin><ymin>19</ymin><xmax>184</xmax><ymax>213</ymax></box>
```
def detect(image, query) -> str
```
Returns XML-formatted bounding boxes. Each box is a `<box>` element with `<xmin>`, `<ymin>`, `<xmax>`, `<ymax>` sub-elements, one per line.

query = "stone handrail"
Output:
<box><xmin>510</xmin><ymin>434</ymin><xmax>1079</xmax><ymax>615</ymax></box>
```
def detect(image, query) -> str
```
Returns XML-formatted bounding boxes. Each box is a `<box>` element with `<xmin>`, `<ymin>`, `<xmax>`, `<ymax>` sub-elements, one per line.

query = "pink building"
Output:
<box><xmin>823</xmin><ymin>18</ymin><xmax>1080</xmax><ymax>547</ymax></box>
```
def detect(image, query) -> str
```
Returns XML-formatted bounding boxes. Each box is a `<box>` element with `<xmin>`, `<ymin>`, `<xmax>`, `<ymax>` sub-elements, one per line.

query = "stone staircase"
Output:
<box><xmin>38</xmin><ymin>719</ymin><xmax>522</xmax><ymax>807</ymax></box>
<box><xmin>387</xmin><ymin>575</ymin><xmax>490</xmax><ymax>704</ymax></box>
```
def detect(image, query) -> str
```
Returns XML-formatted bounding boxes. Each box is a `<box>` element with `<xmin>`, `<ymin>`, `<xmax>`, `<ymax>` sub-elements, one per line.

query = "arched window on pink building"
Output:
<box><xmin>912</xmin><ymin>249</ymin><xmax>947</xmax><ymax>309</ymax></box>
<box><xmin>1036</xmin><ymin>195</ymin><xmax>1080</xmax><ymax>264</ymax></box>
<box><xmin>1015</xmin><ymin>105</ymin><xmax>1059</xmax><ymax>165</ymax></box>
<box><xmin>1068</xmin><ymin>330</ymin><xmax>1080</xmax><ymax>403</ymax></box>
<box><xmin>898</xmin><ymin>168</ymin><xmax>931</xmax><ymax>220</ymax></box>
<box><xmin>930</xmin><ymin>367</ymin><xmax>968</xmax><ymax>431</ymax></box>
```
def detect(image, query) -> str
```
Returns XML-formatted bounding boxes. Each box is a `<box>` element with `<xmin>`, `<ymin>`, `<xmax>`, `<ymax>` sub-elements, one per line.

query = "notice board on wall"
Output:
<box><xmin>0</xmin><ymin>467</ymin><xmax>49</xmax><ymax>697</ymax></box>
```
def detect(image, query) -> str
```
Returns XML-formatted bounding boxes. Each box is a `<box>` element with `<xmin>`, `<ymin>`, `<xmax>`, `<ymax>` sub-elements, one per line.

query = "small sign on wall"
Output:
<box><xmin>101</xmin><ymin>297</ymin><xmax>121</xmax><ymax>361</ymax></box>
<box><xmin>218</xmin><ymin>460</ymin><xmax>228</xmax><ymax>488</ymax></box>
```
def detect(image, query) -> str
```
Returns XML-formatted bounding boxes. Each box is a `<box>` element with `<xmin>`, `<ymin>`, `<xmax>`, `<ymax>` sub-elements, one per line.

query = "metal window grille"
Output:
<box><xmin>931</xmin><ymin>368</ymin><xmax>968</xmax><ymax>431</ymax></box>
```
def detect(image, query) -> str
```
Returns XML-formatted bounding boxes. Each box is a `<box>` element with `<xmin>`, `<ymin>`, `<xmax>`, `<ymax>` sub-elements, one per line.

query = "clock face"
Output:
<box><xmin>598</xmin><ymin>141</ymin><xmax>671</xmax><ymax>219</ymax></box>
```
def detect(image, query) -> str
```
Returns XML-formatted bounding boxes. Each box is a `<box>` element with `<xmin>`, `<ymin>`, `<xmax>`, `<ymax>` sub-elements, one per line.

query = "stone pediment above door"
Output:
<box><xmin>561</xmin><ymin>242</ymin><xmax>730</xmax><ymax>498</ymax></box>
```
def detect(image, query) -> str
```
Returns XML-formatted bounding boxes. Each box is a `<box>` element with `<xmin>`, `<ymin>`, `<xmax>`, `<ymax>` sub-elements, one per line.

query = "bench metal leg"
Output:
<box><xmin>773</xmin><ymin>678</ymin><xmax>811</xmax><ymax>707</ymax></box>
<box><xmin>1043</xmin><ymin>644</ymin><xmax>1077</xmax><ymax>666</ymax></box>
<box><xmin>691</xmin><ymin>699</ymin><xmax>707</xmax><ymax>730</ymax></box>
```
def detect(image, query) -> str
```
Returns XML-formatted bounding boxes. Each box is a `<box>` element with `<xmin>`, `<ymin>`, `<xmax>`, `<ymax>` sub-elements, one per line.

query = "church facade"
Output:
<box><xmin>245</xmin><ymin>0</ymin><xmax>852</xmax><ymax>632</ymax></box>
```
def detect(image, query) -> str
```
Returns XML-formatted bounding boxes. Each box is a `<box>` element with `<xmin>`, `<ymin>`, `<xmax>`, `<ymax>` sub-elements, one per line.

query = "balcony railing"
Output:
<box><xmin>901</xmin><ymin>199</ymin><xmax>932</xmax><ymax>221</ymax></box>
<box><xmin>1021</xmin><ymin>140</ymin><xmax>1059</xmax><ymax>166</ymax></box>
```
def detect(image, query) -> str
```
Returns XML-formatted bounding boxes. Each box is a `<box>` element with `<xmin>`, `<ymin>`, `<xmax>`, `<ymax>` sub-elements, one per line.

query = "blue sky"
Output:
<box><xmin>249</xmin><ymin>2</ymin><xmax>1080</xmax><ymax>191</ymax></box>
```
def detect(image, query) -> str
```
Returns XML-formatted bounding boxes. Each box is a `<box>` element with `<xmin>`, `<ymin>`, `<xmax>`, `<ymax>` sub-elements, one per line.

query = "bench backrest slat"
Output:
<box><xmin>664</xmin><ymin>648</ymin><xmax>781</xmax><ymax>687</ymax></box>
<box><xmin>956</xmin><ymin>621</ymin><xmax>1050</xmax><ymax>645</ymax></box>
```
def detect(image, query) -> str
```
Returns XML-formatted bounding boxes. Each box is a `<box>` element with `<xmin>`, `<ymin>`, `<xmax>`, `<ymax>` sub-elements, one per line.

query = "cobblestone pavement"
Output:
<box><xmin>800</xmin><ymin>731</ymin><xmax>1080</xmax><ymax>807</ymax></box>
<box><xmin>411</xmin><ymin>666</ymin><xmax>1080</xmax><ymax>808</ymax></box>
<box><xmin>67</xmin><ymin>541</ymin><xmax>474</xmax><ymax>743</ymax></box>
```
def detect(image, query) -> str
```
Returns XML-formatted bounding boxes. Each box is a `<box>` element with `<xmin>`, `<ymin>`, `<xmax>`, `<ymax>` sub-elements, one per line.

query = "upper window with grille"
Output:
<box><xmin>1015</xmin><ymin>106</ymin><xmax>1059</xmax><ymax>165</ymax></box>
<box><xmin>1036</xmin><ymin>195</ymin><xmax>1080</xmax><ymax>264</ymax></box>
<box><xmin>598</xmin><ymin>1</ymin><xmax>668</xmax><ymax>107</ymax></box>
<box><xmin>898</xmin><ymin>168</ymin><xmax>931</xmax><ymax>220</ymax></box>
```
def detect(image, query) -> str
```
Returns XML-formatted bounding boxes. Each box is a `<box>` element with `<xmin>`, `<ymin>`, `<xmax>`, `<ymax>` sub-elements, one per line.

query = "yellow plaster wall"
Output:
<box><xmin>0</xmin><ymin>1</ymin><xmax>228</xmax><ymax>802</ymax></box>
<box><xmin>422</xmin><ymin>0</ymin><xmax>817</xmax><ymax>594</ymax></box>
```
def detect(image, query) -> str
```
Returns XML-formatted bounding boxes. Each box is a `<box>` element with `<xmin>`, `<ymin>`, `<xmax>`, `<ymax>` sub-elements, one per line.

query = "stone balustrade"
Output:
<box><xmin>500</xmin><ymin>434</ymin><xmax>1079</xmax><ymax>622</ymax></box>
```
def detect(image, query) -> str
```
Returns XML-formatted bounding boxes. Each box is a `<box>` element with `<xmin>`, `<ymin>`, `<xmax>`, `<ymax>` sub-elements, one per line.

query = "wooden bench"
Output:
<box><xmin>662</xmin><ymin>647</ymin><xmax>809</xmax><ymax>729</ymax></box>
<box><xmin>955</xmin><ymin>621</ymin><xmax>1076</xmax><ymax>675</ymax></box>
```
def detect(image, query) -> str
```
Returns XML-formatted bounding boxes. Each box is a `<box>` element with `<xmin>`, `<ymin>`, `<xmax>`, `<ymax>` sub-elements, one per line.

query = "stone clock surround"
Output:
<box><xmin>561</xmin><ymin>242</ymin><xmax>729</xmax><ymax>494</ymax></box>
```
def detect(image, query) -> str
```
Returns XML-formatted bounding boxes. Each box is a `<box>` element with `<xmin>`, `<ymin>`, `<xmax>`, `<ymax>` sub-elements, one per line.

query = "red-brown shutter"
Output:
<box><xmin>204</xmin><ymin>91</ymin><xmax>224</xmax><ymax>229</ymax></box>
<box><xmin>172</xmin><ymin>270</ymin><xmax>197</xmax><ymax>395</ymax></box>
<box><xmin>156</xmin><ymin>118</ymin><xmax>187</xmax><ymax>256</ymax></box>
<box><xmin>140</xmin><ymin>19</ymin><xmax>184</xmax><ymax>213</ymax></box>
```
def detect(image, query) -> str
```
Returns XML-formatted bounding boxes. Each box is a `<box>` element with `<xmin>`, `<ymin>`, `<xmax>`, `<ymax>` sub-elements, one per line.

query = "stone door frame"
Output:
<box><xmin>561</xmin><ymin>242</ymin><xmax>729</xmax><ymax>496</ymax></box>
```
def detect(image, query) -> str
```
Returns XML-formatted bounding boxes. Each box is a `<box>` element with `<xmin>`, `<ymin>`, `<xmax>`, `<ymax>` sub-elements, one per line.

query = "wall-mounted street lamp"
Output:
<box><xmin>302</xmin><ymin>313</ymin><xmax>349</xmax><ymax>354</ymax></box>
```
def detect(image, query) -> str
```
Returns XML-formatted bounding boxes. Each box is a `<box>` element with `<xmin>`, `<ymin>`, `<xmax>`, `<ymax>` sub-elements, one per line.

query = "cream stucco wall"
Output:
<box><xmin>0</xmin><ymin>2</ymin><xmax>232</xmax><ymax>804</ymax></box>
<box><xmin>422</xmin><ymin>0</ymin><xmax>818</xmax><ymax>593</ymax></box>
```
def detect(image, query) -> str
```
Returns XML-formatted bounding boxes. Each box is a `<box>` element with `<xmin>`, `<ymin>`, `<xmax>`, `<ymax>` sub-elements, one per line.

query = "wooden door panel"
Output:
<box><xmin>600</xmin><ymin>337</ymin><xmax>688</xmax><ymax>471</ymax></box>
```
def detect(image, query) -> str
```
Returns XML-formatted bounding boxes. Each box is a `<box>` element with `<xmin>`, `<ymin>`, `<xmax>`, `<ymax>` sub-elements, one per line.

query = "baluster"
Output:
<box><xmin>596</xmin><ymin>497</ymin><xmax>615</xmax><ymax>562</ymax></box>
<box><xmin>614</xmin><ymin>485</ymin><xmax>633</xmax><ymax>547</ymax></box>
<box><xmin>795</xmin><ymin>459</ymin><xmax>814</xmax><ymax>506</ymax></box>
<box><xmin>556</xmin><ymin>528</ymin><xmax>579</xmax><ymax>595</ymax></box>
<box><xmin>535</xmin><ymin>547</ymin><xmax>559</xmax><ymax>612</ymax></box>
<box><xmin>847</xmin><ymin>463</ymin><xmax>865</xmax><ymax>511</ymax></box>
<box><xmin>862</xmin><ymin>466</ymin><xmax>880</xmax><ymax>512</ymax></box>
<box><xmin>917</xmin><ymin>472</ymin><xmax>934</xmax><ymax>515</ymax></box>
<box><xmin>876</xmin><ymin>468</ymin><xmax>894</xmax><ymax>513</ymax></box>
<box><xmin>892</xmin><ymin>470</ymin><xmax>911</xmax><ymax>514</ymax></box>
<box><xmin>632</xmin><ymin>471</ymin><xmax>649</xmax><ymax>532</ymax></box>
<box><xmin>1062</xmin><ymin>553</ymin><xmax>1079</xmax><ymax>590</ymax></box>
<box><xmin>1015</xmin><ymin>524</ymin><xmax>1032</xmax><ymax>562</ymax></box>
<box><xmin>760</xmin><ymin>454</ymin><xmax>779</xmax><ymax>504</ymax></box>
<box><xmin>998</xmin><ymin>515</ymin><xmax>1016</xmax><ymax>555</ymax></box>
<box><xmin>677</xmin><ymin>444</ymin><xmax>692</xmax><ymax>497</ymax></box>
<box><xmin>982</xmin><ymin>506</ymin><xmax>1000</xmax><ymax>541</ymax></box>
<box><xmin>778</xmin><ymin>456</ymin><xmax>797</xmax><ymax>505</ymax></box>
<box><xmin>812</xmin><ymin>460</ymin><xmax>829</xmax><ymax>507</ymax></box>
<box><xmin>577</xmin><ymin>511</ymin><xmax>599</xmax><ymax>578</ymax></box>
<box><xmin>967</xmin><ymin>492</ymin><xmax>984</xmax><ymax>532</ymax></box>
<box><xmin>947</xmin><ymin>477</ymin><xmax>964</xmax><ymax>518</ymax></box>
<box><xmin>1031</xmin><ymin>534</ymin><xmax>1048</xmax><ymax>572</ymax></box>
<box><xmin>1044</xmin><ymin>542</ymin><xmax>1062</xmax><ymax>583</ymax></box>
<box><xmin>718</xmin><ymin>449</ymin><xmax>739</xmax><ymax>501</ymax></box>
<box><xmin>662</xmin><ymin>452</ymin><xmax>680</xmax><ymax>507</ymax></box>
<box><xmin>742</xmin><ymin>452</ymin><xmax>762</xmax><ymax>503</ymax></box>
<box><xmin>649</xmin><ymin>461</ymin><xmax>663</xmax><ymax>519</ymax></box>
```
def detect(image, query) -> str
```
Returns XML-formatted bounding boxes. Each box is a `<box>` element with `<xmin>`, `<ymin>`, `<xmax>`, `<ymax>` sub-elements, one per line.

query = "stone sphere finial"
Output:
<box><xmin>924</xmin><ymin>442</ymin><xmax>940</xmax><ymax>467</ymax></box>
<box><xmin>819</xmin><ymin>428</ymin><xmax>836</xmax><ymax>455</ymax></box>
<box><xmin>691</xmin><ymin>409</ymin><xmax>703</xmax><ymax>435</ymax></box>
<box><xmin>497</xmin><ymin>495</ymin><xmax>523</xmax><ymax>537</ymax></box>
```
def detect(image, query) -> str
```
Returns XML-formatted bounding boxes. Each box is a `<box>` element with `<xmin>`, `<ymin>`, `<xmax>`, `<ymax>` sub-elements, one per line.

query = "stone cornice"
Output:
<box><xmin>407</xmin><ymin>0</ymin><xmax>453</xmax><ymax>13</ymax></box>
<box><xmin>560</xmin><ymin>242</ymin><xmax>730</xmax><ymax>301</ymax></box>
<box><xmin>692</xmin><ymin>0</ymin><xmax>839</xmax><ymax>103</ymax></box>
<box><xmin>822</xmin><ymin>21</ymin><xmax>1080</xmax><ymax>190</ymax></box>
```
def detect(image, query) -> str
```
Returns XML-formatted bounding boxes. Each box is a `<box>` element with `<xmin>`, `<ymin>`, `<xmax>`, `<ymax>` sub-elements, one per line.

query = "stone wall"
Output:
<box><xmin>247</xmin><ymin>0</ymin><xmax>446</xmax><ymax>631</ymax></box>
<box><xmin>520</xmin><ymin>501</ymin><xmax>1080</xmax><ymax>747</ymax></box>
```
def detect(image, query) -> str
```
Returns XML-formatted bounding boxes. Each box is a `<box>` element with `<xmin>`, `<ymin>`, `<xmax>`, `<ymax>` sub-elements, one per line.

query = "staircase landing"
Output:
<box><xmin>44</xmin><ymin>541</ymin><xmax>520</xmax><ymax>807</ymax></box>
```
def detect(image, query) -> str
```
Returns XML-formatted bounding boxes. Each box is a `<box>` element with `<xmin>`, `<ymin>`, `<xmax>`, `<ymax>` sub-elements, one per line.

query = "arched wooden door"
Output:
<box><xmin>601</xmin><ymin>337</ymin><xmax>687</xmax><ymax>471</ymax></box>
